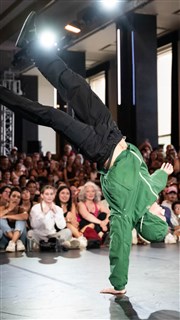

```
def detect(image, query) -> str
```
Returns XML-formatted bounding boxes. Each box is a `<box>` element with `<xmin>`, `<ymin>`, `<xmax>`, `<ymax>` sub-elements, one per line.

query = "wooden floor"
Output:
<box><xmin>0</xmin><ymin>243</ymin><xmax>179</xmax><ymax>320</ymax></box>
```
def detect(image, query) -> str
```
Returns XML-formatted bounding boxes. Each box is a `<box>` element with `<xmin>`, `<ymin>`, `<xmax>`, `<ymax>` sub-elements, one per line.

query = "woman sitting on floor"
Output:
<box><xmin>77</xmin><ymin>181</ymin><xmax>110</xmax><ymax>241</ymax></box>
<box><xmin>0</xmin><ymin>187</ymin><xmax>28</xmax><ymax>252</ymax></box>
<box><xmin>55</xmin><ymin>185</ymin><xmax>87</xmax><ymax>249</ymax></box>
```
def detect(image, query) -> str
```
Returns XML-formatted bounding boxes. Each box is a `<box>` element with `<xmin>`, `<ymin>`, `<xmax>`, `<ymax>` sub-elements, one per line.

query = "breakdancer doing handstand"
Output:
<box><xmin>0</xmin><ymin>12</ymin><xmax>173</xmax><ymax>295</ymax></box>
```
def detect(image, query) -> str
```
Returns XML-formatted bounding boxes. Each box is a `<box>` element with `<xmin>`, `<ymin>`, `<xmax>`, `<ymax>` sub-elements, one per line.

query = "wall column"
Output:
<box><xmin>117</xmin><ymin>13</ymin><xmax>158</xmax><ymax>148</ymax></box>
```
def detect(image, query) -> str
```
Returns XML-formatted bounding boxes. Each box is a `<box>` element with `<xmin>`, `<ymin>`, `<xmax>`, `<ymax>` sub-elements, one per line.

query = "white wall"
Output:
<box><xmin>24</xmin><ymin>68</ymin><xmax>56</xmax><ymax>155</ymax></box>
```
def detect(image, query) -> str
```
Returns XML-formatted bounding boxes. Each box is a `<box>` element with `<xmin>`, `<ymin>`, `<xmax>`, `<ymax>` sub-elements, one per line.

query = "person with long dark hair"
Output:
<box><xmin>55</xmin><ymin>185</ymin><xmax>87</xmax><ymax>248</ymax></box>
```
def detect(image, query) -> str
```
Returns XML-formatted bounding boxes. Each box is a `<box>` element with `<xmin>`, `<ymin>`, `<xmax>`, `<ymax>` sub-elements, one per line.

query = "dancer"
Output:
<box><xmin>0</xmin><ymin>12</ymin><xmax>173</xmax><ymax>294</ymax></box>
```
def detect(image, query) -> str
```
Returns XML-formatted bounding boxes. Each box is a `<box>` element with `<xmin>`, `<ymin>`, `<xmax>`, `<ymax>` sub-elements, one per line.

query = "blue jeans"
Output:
<box><xmin>0</xmin><ymin>218</ymin><xmax>26</xmax><ymax>235</ymax></box>
<box><xmin>0</xmin><ymin>219</ymin><xmax>27</xmax><ymax>249</ymax></box>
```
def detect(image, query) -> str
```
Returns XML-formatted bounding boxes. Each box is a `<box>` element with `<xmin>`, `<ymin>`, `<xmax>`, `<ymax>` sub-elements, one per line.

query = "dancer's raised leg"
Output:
<box><xmin>0</xmin><ymin>85</ymin><xmax>116</xmax><ymax>164</ymax></box>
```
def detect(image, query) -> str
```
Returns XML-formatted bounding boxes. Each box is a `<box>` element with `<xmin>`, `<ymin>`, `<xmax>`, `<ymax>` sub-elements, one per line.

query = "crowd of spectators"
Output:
<box><xmin>0</xmin><ymin>140</ymin><xmax>179</xmax><ymax>252</ymax></box>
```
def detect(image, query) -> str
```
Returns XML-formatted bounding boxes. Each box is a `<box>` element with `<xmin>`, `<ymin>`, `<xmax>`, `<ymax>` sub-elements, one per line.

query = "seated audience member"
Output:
<box><xmin>73</xmin><ymin>154</ymin><xmax>84</xmax><ymax>178</ymax></box>
<box><xmin>20</xmin><ymin>187</ymin><xmax>35</xmax><ymax>230</ymax></box>
<box><xmin>19</xmin><ymin>174</ymin><xmax>27</xmax><ymax>189</ymax></box>
<box><xmin>63</xmin><ymin>155</ymin><xmax>77</xmax><ymax>186</ymax></box>
<box><xmin>0</xmin><ymin>187</ymin><xmax>28</xmax><ymax>252</ymax></box>
<box><xmin>0</xmin><ymin>185</ymin><xmax>11</xmax><ymax>206</ymax></box>
<box><xmin>165</xmin><ymin>144</ymin><xmax>177</xmax><ymax>166</ymax></box>
<box><xmin>17</xmin><ymin>151</ymin><xmax>27</xmax><ymax>163</ymax></box>
<box><xmin>173</xmin><ymin>149</ymin><xmax>180</xmax><ymax>174</ymax></box>
<box><xmin>23</xmin><ymin>156</ymin><xmax>33</xmax><ymax>176</ymax></box>
<box><xmin>0</xmin><ymin>155</ymin><xmax>11</xmax><ymax>173</ymax></box>
<box><xmin>166</xmin><ymin>175</ymin><xmax>178</xmax><ymax>187</ymax></box>
<box><xmin>0</xmin><ymin>180</ymin><xmax>6</xmax><ymax>189</ymax></box>
<box><xmin>45</xmin><ymin>151</ymin><xmax>52</xmax><ymax>162</ymax></box>
<box><xmin>74</xmin><ymin>169</ymin><xmax>87</xmax><ymax>188</ymax></box>
<box><xmin>159</xmin><ymin>185</ymin><xmax>179</xmax><ymax>244</ymax></box>
<box><xmin>30</xmin><ymin>159</ymin><xmax>48</xmax><ymax>179</ymax></box>
<box><xmin>2</xmin><ymin>170</ymin><xmax>12</xmax><ymax>185</ymax></box>
<box><xmin>77</xmin><ymin>181</ymin><xmax>110</xmax><ymax>241</ymax></box>
<box><xmin>11</xmin><ymin>162</ymin><xmax>26</xmax><ymax>181</ymax></box>
<box><xmin>47</xmin><ymin>173</ymin><xmax>55</xmax><ymax>187</ymax></box>
<box><xmin>55</xmin><ymin>185</ymin><xmax>87</xmax><ymax>248</ymax></box>
<box><xmin>31</xmin><ymin>152</ymin><xmax>41</xmax><ymax>168</ymax></box>
<box><xmin>138</xmin><ymin>139</ymin><xmax>153</xmax><ymax>166</ymax></box>
<box><xmin>9</xmin><ymin>146</ymin><xmax>18</xmax><ymax>164</ymax></box>
<box><xmin>11</xmin><ymin>177</ymin><xmax>20</xmax><ymax>187</ymax></box>
<box><xmin>83</xmin><ymin>160</ymin><xmax>92</xmax><ymax>178</ymax></box>
<box><xmin>171</xmin><ymin>201</ymin><xmax>180</xmax><ymax>232</ymax></box>
<box><xmin>62</xmin><ymin>143</ymin><xmax>75</xmax><ymax>159</ymax></box>
<box><xmin>26</xmin><ymin>179</ymin><xmax>40</xmax><ymax>202</ymax></box>
<box><xmin>89</xmin><ymin>162</ymin><xmax>100</xmax><ymax>185</ymax></box>
<box><xmin>161</xmin><ymin>185</ymin><xmax>178</xmax><ymax>215</ymax></box>
<box><xmin>156</xmin><ymin>149</ymin><xmax>165</xmax><ymax>166</ymax></box>
<box><xmin>27</xmin><ymin>185</ymin><xmax>74</xmax><ymax>250</ymax></box>
<box><xmin>47</xmin><ymin>160</ymin><xmax>60</xmax><ymax>183</ymax></box>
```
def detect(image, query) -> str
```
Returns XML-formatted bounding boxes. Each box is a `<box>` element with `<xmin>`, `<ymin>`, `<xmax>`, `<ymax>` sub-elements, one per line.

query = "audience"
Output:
<box><xmin>0</xmin><ymin>140</ymin><xmax>179</xmax><ymax>252</ymax></box>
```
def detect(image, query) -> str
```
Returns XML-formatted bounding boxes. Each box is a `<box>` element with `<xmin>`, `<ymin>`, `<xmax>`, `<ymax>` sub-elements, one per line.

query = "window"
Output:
<box><xmin>157</xmin><ymin>45</ymin><xmax>172</xmax><ymax>146</ymax></box>
<box><xmin>87</xmin><ymin>71</ymin><xmax>105</xmax><ymax>103</ymax></box>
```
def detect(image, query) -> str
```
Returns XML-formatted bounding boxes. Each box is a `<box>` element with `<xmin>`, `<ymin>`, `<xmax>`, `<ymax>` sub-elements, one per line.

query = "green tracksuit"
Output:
<box><xmin>99</xmin><ymin>143</ymin><xmax>168</xmax><ymax>290</ymax></box>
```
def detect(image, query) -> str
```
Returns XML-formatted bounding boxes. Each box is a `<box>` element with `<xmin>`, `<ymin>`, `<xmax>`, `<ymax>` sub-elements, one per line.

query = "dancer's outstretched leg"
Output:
<box><xmin>0</xmin><ymin>85</ymin><xmax>118</xmax><ymax>165</ymax></box>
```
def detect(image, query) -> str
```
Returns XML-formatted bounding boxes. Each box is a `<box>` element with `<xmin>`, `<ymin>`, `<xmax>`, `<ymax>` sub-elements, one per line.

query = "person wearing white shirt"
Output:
<box><xmin>28</xmin><ymin>185</ymin><xmax>75</xmax><ymax>249</ymax></box>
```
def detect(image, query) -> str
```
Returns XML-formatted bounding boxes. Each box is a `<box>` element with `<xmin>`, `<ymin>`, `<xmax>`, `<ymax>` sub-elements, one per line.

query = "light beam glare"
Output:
<box><xmin>38</xmin><ymin>30</ymin><xmax>57</xmax><ymax>48</ymax></box>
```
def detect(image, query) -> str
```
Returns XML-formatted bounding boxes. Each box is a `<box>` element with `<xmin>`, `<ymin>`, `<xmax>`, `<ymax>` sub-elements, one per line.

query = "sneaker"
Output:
<box><xmin>6</xmin><ymin>241</ymin><xmax>16</xmax><ymax>252</ymax></box>
<box><xmin>16</xmin><ymin>11</ymin><xmax>37</xmax><ymax>48</ymax></box>
<box><xmin>16</xmin><ymin>240</ymin><xmax>25</xmax><ymax>251</ymax></box>
<box><xmin>164</xmin><ymin>233</ymin><xmax>177</xmax><ymax>244</ymax></box>
<box><xmin>70</xmin><ymin>238</ymin><xmax>80</xmax><ymax>249</ymax></box>
<box><xmin>78</xmin><ymin>236</ymin><xmax>87</xmax><ymax>249</ymax></box>
<box><xmin>61</xmin><ymin>240</ymin><xmax>71</xmax><ymax>249</ymax></box>
<box><xmin>138</xmin><ymin>234</ymin><xmax>151</xmax><ymax>245</ymax></box>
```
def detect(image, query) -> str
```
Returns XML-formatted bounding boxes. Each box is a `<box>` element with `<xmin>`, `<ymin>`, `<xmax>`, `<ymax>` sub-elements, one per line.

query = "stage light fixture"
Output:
<box><xmin>38</xmin><ymin>30</ymin><xmax>57</xmax><ymax>48</ymax></box>
<box><xmin>65</xmin><ymin>24</ymin><xmax>81</xmax><ymax>34</ymax></box>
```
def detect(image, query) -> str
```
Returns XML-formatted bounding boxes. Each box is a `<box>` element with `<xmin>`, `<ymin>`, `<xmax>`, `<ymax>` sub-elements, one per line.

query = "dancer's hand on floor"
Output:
<box><xmin>160</xmin><ymin>162</ymin><xmax>173</xmax><ymax>175</ymax></box>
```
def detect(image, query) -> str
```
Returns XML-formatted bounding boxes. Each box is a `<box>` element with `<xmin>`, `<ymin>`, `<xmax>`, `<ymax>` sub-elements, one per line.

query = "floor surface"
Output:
<box><xmin>0</xmin><ymin>243</ymin><xmax>179</xmax><ymax>320</ymax></box>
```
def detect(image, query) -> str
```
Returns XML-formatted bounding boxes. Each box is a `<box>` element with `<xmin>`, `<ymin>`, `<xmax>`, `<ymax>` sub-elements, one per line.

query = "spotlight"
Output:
<box><xmin>38</xmin><ymin>30</ymin><xmax>57</xmax><ymax>48</ymax></box>
<box><xmin>101</xmin><ymin>0</ymin><xmax>119</xmax><ymax>9</ymax></box>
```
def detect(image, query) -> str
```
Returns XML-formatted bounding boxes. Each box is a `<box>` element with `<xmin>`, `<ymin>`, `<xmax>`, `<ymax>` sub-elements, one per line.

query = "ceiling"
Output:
<box><xmin>0</xmin><ymin>0</ymin><xmax>179</xmax><ymax>75</ymax></box>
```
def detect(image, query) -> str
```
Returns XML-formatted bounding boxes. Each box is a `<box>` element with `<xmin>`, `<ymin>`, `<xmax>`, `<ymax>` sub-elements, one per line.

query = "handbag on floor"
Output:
<box><xmin>39</xmin><ymin>237</ymin><xmax>57</xmax><ymax>251</ymax></box>
<box><xmin>83</xmin><ymin>227</ymin><xmax>101</xmax><ymax>249</ymax></box>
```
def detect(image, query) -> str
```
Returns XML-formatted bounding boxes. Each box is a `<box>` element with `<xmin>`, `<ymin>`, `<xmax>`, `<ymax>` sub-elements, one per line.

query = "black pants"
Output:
<box><xmin>0</xmin><ymin>47</ymin><xmax>123</xmax><ymax>167</ymax></box>
<box><xmin>79</xmin><ymin>212</ymin><xmax>109</xmax><ymax>234</ymax></box>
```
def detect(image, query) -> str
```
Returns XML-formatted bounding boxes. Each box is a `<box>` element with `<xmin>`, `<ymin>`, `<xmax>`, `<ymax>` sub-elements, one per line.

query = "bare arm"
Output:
<box><xmin>0</xmin><ymin>204</ymin><xmax>24</xmax><ymax>218</ymax></box>
<box><xmin>78</xmin><ymin>202</ymin><xmax>108</xmax><ymax>231</ymax></box>
<box><xmin>98</xmin><ymin>202</ymin><xmax>110</xmax><ymax>217</ymax></box>
<box><xmin>66</xmin><ymin>203</ymin><xmax>79</xmax><ymax>228</ymax></box>
<box><xmin>1</xmin><ymin>212</ymin><xmax>28</xmax><ymax>220</ymax></box>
